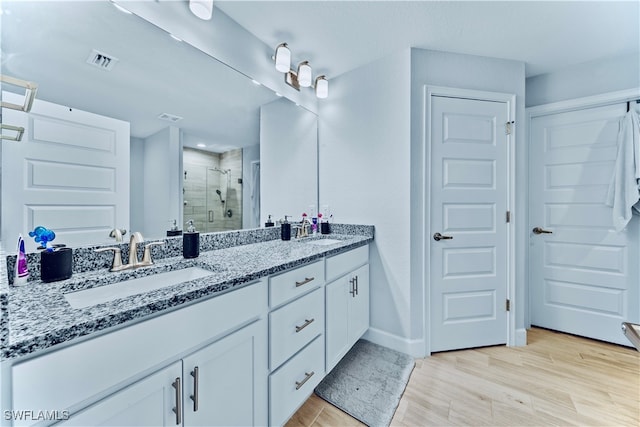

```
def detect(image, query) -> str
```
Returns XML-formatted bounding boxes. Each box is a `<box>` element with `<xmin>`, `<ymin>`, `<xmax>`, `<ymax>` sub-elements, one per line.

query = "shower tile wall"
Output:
<box><xmin>183</xmin><ymin>148</ymin><xmax>243</xmax><ymax>233</ymax></box>
<box><xmin>219</xmin><ymin>149</ymin><xmax>243</xmax><ymax>231</ymax></box>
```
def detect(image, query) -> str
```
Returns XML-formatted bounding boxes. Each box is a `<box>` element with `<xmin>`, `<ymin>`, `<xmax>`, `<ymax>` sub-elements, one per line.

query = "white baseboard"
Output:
<box><xmin>362</xmin><ymin>327</ymin><xmax>425</xmax><ymax>358</ymax></box>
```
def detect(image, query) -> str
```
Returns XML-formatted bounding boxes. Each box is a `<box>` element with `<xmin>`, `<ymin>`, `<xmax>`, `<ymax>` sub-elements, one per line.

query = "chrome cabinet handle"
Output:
<box><xmin>190</xmin><ymin>367</ymin><xmax>199</xmax><ymax>412</ymax></box>
<box><xmin>349</xmin><ymin>278</ymin><xmax>356</xmax><ymax>297</ymax></box>
<box><xmin>355</xmin><ymin>275</ymin><xmax>359</xmax><ymax>296</ymax></box>
<box><xmin>295</xmin><ymin>318</ymin><xmax>315</xmax><ymax>333</ymax></box>
<box><xmin>532</xmin><ymin>227</ymin><xmax>553</xmax><ymax>235</ymax></box>
<box><xmin>295</xmin><ymin>277</ymin><xmax>315</xmax><ymax>287</ymax></box>
<box><xmin>295</xmin><ymin>371</ymin><xmax>315</xmax><ymax>390</ymax></box>
<box><xmin>433</xmin><ymin>232</ymin><xmax>453</xmax><ymax>241</ymax></box>
<box><xmin>172</xmin><ymin>377</ymin><xmax>182</xmax><ymax>425</ymax></box>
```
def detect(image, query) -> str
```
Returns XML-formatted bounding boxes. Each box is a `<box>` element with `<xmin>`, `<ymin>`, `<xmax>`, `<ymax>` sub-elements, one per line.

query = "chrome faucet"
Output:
<box><xmin>128</xmin><ymin>231</ymin><xmax>144</xmax><ymax>267</ymax></box>
<box><xmin>95</xmin><ymin>231</ymin><xmax>165</xmax><ymax>272</ymax></box>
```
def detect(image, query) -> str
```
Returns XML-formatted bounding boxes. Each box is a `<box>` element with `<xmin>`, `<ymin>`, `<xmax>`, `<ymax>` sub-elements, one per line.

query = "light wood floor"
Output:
<box><xmin>285</xmin><ymin>328</ymin><xmax>639</xmax><ymax>426</ymax></box>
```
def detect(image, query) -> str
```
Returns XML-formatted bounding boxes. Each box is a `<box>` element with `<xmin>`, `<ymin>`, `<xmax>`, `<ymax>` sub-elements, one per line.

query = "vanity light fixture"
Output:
<box><xmin>274</xmin><ymin>43</ymin><xmax>291</xmax><ymax>73</ymax></box>
<box><xmin>189</xmin><ymin>0</ymin><xmax>213</xmax><ymax>20</ymax></box>
<box><xmin>273</xmin><ymin>43</ymin><xmax>329</xmax><ymax>98</ymax></box>
<box><xmin>297</xmin><ymin>61</ymin><xmax>312</xmax><ymax>87</ymax></box>
<box><xmin>315</xmin><ymin>75</ymin><xmax>328</xmax><ymax>99</ymax></box>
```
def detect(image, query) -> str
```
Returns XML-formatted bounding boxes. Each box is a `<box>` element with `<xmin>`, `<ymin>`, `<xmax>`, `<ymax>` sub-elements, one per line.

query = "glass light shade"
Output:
<box><xmin>298</xmin><ymin>61</ymin><xmax>312</xmax><ymax>87</ymax></box>
<box><xmin>189</xmin><ymin>0</ymin><xmax>213</xmax><ymax>20</ymax></box>
<box><xmin>315</xmin><ymin>76</ymin><xmax>328</xmax><ymax>99</ymax></box>
<box><xmin>275</xmin><ymin>43</ymin><xmax>291</xmax><ymax>73</ymax></box>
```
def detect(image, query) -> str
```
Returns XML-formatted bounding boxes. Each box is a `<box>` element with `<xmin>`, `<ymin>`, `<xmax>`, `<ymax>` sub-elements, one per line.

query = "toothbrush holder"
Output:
<box><xmin>40</xmin><ymin>248</ymin><xmax>73</xmax><ymax>282</ymax></box>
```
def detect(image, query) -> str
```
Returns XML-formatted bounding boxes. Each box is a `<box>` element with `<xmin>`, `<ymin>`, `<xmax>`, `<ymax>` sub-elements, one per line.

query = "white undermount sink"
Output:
<box><xmin>64</xmin><ymin>267</ymin><xmax>214</xmax><ymax>309</ymax></box>
<box><xmin>304</xmin><ymin>238</ymin><xmax>342</xmax><ymax>246</ymax></box>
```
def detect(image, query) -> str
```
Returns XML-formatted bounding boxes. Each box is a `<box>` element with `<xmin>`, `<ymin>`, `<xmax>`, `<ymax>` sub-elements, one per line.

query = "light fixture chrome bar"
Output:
<box><xmin>1</xmin><ymin>74</ymin><xmax>38</xmax><ymax>112</ymax></box>
<box><xmin>0</xmin><ymin>124</ymin><xmax>25</xmax><ymax>142</ymax></box>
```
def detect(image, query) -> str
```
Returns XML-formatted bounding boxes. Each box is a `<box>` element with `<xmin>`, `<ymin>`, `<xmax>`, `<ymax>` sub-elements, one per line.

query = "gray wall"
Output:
<box><xmin>526</xmin><ymin>53</ymin><xmax>640</xmax><ymax>107</ymax></box>
<box><xmin>319</xmin><ymin>49</ymin><xmax>412</xmax><ymax>349</ymax></box>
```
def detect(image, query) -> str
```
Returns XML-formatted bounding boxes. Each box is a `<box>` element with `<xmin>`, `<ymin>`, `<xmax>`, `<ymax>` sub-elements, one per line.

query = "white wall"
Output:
<box><xmin>130</xmin><ymin>137</ymin><xmax>145</xmax><ymax>235</ymax></box>
<box><xmin>319</xmin><ymin>49</ymin><xmax>413</xmax><ymax>349</ymax></box>
<box><xmin>142</xmin><ymin>127</ymin><xmax>182</xmax><ymax>240</ymax></box>
<box><xmin>260</xmin><ymin>99</ymin><xmax>318</xmax><ymax>225</ymax></box>
<box><xmin>526</xmin><ymin>53</ymin><xmax>640</xmax><ymax>107</ymax></box>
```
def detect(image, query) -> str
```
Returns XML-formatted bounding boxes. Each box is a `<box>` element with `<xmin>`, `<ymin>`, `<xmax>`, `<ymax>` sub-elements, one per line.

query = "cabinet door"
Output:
<box><xmin>325</xmin><ymin>276</ymin><xmax>350</xmax><ymax>373</ymax></box>
<box><xmin>349</xmin><ymin>264</ymin><xmax>370</xmax><ymax>345</ymax></box>
<box><xmin>59</xmin><ymin>362</ymin><xmax>182</xmax><ymax>427</ymax></box>
<box><xmin>182</xmin><ymin>320</ymin><xmax>267</xmax><ymax>427</ymax></box>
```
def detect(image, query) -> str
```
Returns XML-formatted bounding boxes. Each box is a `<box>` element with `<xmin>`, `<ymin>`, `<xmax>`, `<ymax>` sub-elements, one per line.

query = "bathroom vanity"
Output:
<box><xmin>0</xmin><ymin>225</ymin><xmax>373</xmax><ymax>426</ymax></box>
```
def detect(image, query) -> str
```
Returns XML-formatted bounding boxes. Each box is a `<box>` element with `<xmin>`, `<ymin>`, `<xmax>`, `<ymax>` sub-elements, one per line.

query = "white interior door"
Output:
<box><xmin>529</xmin><ymin>103</ymin><xmax>639</xmax><ymax>346</ymax></box>
<box><xmin>2</xmin><ymin>93</ymin><xmax>130</xmax><ymax>251</ymax></box>
<box><xmin>430</xmin><ymin>95</ymin><xmax>510</xmax><ymax>352</ymax></box>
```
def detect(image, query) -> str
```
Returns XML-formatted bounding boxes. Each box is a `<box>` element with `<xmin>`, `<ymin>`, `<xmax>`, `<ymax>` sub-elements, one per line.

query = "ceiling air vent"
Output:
<box><xmin>158</xmin><ymin>113</ymin><xmax>184</xmax><ymax>123</ymax></box>
<box><xmin>86</xmin><ymin>49</ymin><xmax>119</xmax><ymax>71</ymax></box>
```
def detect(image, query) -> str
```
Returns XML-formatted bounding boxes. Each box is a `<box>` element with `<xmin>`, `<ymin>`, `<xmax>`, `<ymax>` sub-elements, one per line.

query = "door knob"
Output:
<box><xmin>433</xmin><ymin>232</ymin><xmax>453</xmax><ymax>241</ymax></box>
<box><xmin>532</xmin><ymin>227</ymin><xmax>553</xmax><ymax>235</ymax></box>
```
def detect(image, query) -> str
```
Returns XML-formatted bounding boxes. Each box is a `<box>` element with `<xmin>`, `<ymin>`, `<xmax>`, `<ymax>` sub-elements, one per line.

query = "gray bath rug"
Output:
<box><xmin>314</xmin><ymin>339</ymin><xmax>415</xmax><ymax>427</ymax></box>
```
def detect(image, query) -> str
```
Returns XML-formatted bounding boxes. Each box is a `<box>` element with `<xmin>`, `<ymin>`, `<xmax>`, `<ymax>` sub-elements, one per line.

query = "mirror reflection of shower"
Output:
<box><xmin>210</xmin><ymin>167</ymin><xmax>233</xmax><ymax>219</ymax></box>
<box><xmin>183</xmin><ymin>147</ymin><xmax>243</xmax><ymax>233</ymax></box>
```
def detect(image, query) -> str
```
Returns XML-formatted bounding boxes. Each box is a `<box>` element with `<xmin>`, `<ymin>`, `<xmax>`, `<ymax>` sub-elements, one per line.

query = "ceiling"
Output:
<box><xmin>216</xmin><ymin>0</ymin><xmax>640</xmax><ymax>79</ymax></box>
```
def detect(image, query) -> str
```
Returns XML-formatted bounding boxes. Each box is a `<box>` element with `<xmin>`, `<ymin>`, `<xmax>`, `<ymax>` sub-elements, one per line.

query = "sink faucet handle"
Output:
<box><xmin>109</xmin><ymin>228</ymin><xmax>127</xmax><ymax>242</ymax></box>
<box><xmin>141</xmin><ymin>241</ymin><xmax>165</xmax><ymax>265</ymax></box>
<box><xmin>95</xmin><ymin>247</ymin><xmax>124</xmax><ymax>272</ymax></box>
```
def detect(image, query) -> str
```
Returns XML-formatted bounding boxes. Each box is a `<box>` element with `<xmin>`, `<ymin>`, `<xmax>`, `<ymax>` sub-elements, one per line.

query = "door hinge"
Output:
<box><xmin>506</xmin><ymin>299</ymin><xmax>511</xmax><ymax>312</ymax></box>
<box><xmin>506</xmin><ymin>211</ymin><xmax>511</xmax><ymax>223</ymax></box>
<box><xmin>505</xmin><ymin>121</ymin><xmax>515</xmax><ymax>135</ymax></box>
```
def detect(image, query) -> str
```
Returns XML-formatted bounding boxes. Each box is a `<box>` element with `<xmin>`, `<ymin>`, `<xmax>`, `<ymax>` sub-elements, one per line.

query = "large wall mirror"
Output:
<box><xmin>1</xmin><ymin>1</ymin><xmax>318</xmax><ymax>251</ymax></box>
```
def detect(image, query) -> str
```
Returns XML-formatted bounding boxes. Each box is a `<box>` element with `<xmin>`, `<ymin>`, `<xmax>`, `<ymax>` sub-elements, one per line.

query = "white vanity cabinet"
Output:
<box><xmin>325</xmin><ymin>246</ymin><xmax>370</xmax><ymax>373</ymax></box>
<box><xmin>9</xmin><ymin>281</ymin><xmax>268</xmax><ymax>427</ymax></box>
<box><xmin>267</xmin><ymin>260</ymin><xmax>326</xmax><ymax>426</ymax></box>
<box><xmin>57</xmin><ymin>361</ymin><xmax>182</xmax><ymax>426</ymax></box>
<box><xmin>59</xmin><ymin>320</ymin><xmax>267</xmax><ymax>427</ymax></box>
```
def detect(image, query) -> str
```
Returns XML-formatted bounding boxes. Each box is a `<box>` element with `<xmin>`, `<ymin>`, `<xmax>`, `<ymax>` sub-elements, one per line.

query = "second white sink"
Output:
<box><xmin>64</xmin><ymin>267</ymin><xmax>214</xmax><ymax>309</ymax></box>
<box><xmin>305</xmin><ymin>238</ymin><xmax>342</xmax><ymax>246</ymax></box>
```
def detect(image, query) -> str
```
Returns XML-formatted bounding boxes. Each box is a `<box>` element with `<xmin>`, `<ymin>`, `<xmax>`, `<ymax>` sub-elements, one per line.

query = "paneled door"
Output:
<box><xmin>2</xmin><ymin>93</ymin><xmax>129</xmax><ymax>251</ymax></box>
<box><xmin>430</xmin><ymin>95</ymin><xmax>510</xmax><ymax>353</ymax></box>
<box><xmin>529</xmin><ymin>103</ymin><xmax>639</xmax><ymax>346</ymax></box>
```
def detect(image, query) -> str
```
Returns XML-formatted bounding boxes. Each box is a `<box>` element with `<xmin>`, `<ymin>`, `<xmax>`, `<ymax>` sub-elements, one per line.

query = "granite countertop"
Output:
<box><xmin>1</xmin><ymin>232</ymin><xmax>372</xmax><ymax>361</ymax></box>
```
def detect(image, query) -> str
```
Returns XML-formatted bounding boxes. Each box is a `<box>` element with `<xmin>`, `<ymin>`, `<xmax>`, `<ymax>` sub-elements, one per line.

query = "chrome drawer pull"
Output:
<box><xmin>190</xmin><ymin>366</ymin><xmax>199</xmax><ymax>412</ymax></box>
<box><xmin>349</xmin><ymin>278</ymin><xmax>356</xmax><ymax>297</ymax></box>
<box><xmin>295</xmin><ymin>371</ymin><xmax>315</xmax><ymax>390</ymax></box>
<box><xmin>172</xmin><ymin>377</ymin><xmax>182</xmax><ymax>425</ymax></box>
<box><xmin>295</xmin><ymin>277</ymin><xmax>315</xmax><ymax>287</ymax></box>
<box><xmin>295</xmin><ymin>318</ymin><xmax>315</xmax><ymax>333</ymax></box>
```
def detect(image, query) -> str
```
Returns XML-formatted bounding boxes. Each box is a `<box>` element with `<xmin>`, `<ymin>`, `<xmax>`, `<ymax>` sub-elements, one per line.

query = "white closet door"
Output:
<box><xmin>2</xmin><ymin>93</ymin><xmax>130</xmax><ymax>251</ymax></box>
<box><xmin>529</xmin><ymin>103</ymin><xmax>639</xmax><ymax>346</ymax></box>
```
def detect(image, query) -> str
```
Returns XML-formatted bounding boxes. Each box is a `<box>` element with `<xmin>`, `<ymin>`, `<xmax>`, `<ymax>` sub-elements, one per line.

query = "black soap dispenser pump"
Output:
<box><xmin>265</xmin><ymin>214</ymin><xmax>274</xmax><ymax>228</ymax></box>
<box><xmin>281</xmin><ymin>216</ymin><xmax>291</xmax><ymax>241</ymax></box>
<box><xmin>183</xmin><ymin>220</ymin><xmax>199</xmax><ymax>259</ymax></box>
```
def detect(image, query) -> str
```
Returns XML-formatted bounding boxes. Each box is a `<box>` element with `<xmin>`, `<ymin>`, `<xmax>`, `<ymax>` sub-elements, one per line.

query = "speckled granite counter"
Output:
<box><xmin>1</xmin><ymin>225</ymin><xmax>373</xmax><ymax>361</ymax></box>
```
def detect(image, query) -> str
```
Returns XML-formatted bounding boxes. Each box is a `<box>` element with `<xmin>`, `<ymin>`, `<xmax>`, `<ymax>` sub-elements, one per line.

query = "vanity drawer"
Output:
<box><xmin>269</xmin><ymin>287</ymin><xmax>324</xmax><ymax>370</ymax></box>
<box><xmin>269</xmin><ymin>336</ymin><xmax>325</xmax><ymax>427</ymax></box>
<box><xmin>326</xmin><ymin>244</ymin><xmax>369</xmax><ymax>282</ymax></box>
<box><xmin>269</xmin><ymin>259</ymin><xmax>324</xmax><ymax>308</ymax></box>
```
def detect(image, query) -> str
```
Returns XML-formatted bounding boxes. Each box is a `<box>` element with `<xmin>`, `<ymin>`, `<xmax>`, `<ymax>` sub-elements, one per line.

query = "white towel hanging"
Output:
<box><xmin>606</xmin><ymin>107</ymin><xmax>640</xmax><ymax>231</ymax></box>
